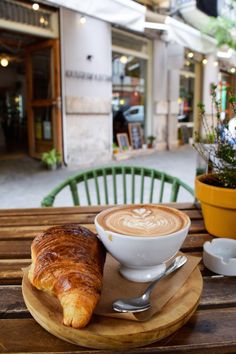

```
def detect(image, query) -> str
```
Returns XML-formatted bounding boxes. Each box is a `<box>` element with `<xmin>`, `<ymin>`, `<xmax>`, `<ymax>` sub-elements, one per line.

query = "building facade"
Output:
<box><xmin>0</xmin><ymin>0</ymin><xmax>235</xmax><ymax>166</ymax></box>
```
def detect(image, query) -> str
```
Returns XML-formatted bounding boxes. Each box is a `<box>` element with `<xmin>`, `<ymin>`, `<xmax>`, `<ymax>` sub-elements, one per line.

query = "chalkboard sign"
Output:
<box><xmin>128</xmin><ymin>123</ymin><xmax>143</xmax><ymax>149</ymax></box>
<box><xmin>117</xmin><ymin>133</ymin><xmax>130</xmax><ymax>150</ymax></box>
<box><xmin>180</xmin><ymin>125</ymin><xmax>189</xmax><ymax>144</ymax></box>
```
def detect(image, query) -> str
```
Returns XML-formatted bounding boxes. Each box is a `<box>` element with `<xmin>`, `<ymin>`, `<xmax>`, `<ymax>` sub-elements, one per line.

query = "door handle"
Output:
<box><xmin>52</xmin><ymin>97</ymin><xmax>62</xmax><ymax>109</ymax></box>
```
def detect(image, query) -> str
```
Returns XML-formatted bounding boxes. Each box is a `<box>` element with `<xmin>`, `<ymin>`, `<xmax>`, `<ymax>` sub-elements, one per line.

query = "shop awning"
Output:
<box><xmin>164</xmin><ymin>16</ymin><xmax>216</xmax><ymax>54</ymax></box>
<box><xmin>145</xmin><ymin>10</ymin><xmax>216</xmax><ymax>54</ymax></box>
<box><xmin>42</xmin><ymin>0</ymin><xmax>146</xmax><ymax>32</ymax></box>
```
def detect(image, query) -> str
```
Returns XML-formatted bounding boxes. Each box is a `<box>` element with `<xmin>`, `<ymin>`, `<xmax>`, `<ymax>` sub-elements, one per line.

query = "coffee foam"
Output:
<box><xmin>97</xmin><ymin>205</ymin><xmax>190</xmax><ymax>237</ymax></box>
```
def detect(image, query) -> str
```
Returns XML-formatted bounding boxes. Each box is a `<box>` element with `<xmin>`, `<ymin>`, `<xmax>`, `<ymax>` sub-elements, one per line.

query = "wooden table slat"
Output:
<box><xmin>0</xmin><ymin>214</ymin><xmax>95</xmax><ymax>227</ymax></box>
<box><xmin>0</xmin><ymin>224</ymin><xmax>96</xmax><ymax>240</ymax></box>
<box><xmin>0</xmin><ymin>232</ymin><xmax>208</xmax><ymax>260</ymax></box>
<box><xmin>1</xmin><ymin>308</ymin><xmax>236</xmax><ymax>354</ymax></box>
<box><xmin>0</xmin><ymin>203</ymin><xmax>197</xmax><ymax>217</ymax></box>
<box><xmin>1</xmin><ymin>275</ymin><xmax>236</xmax><ymax>317</ymax></box>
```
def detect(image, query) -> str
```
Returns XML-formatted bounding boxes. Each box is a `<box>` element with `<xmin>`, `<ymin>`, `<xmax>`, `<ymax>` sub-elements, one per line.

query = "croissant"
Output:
<box><xmin>28</xmin><ymin>223</ymin><xmax>106</xmax><ymax>329</ymax></box>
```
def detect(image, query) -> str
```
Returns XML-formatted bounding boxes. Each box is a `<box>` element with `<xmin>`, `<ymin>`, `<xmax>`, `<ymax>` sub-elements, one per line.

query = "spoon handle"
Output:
<box><xmin>144</xmin><ymin>255</ymin><xmax>187</xmax><ymax>298</ymax></box>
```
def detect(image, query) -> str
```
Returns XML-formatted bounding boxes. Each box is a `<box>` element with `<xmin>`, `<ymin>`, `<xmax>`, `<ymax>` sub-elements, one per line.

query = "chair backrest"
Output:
<box><xmin>41</xmin><ymin>166</ymin><xmax>194</xmax><ymax>207</ymax></box>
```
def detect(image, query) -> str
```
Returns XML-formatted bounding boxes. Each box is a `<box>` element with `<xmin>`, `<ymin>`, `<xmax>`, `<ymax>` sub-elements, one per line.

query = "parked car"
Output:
<box><xmin>123</xmin><ymin>105</ymin><xmax>144</xmax><ymax>123</ymax></box>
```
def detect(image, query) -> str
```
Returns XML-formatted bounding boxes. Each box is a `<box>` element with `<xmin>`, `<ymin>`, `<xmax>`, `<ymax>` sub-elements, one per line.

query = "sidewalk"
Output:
<box><xmin>0</xmin><ymin>145</ymin><xmax>197</xmax><ymax>209</ymax></box>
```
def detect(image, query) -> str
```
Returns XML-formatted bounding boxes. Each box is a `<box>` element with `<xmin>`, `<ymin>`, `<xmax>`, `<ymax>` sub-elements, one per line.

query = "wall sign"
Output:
<box><xmin>65</xmin><ymin>70</ymin><xmax>112</xmax><ymax>82</ymax></box>
<box><xmin>180</xmin><ymin>125</ymin><xmax>189</xmax><ymax>144</ymax></box>
<box><xmin>65</xmin><ymin>96</ymin><xmax>111</xmax><ymax>114</ymax></box>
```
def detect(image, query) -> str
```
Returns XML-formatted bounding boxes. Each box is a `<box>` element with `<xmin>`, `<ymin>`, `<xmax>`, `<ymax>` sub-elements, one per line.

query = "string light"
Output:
<box><xmin>32</xmin><ymin>3</ymin><xmax>39</xmax><ymax>11</ymax></box>
<box><xmin>230</xmin><ymin>67</ymin><xmax>236</xmax><ymax>73</ymax></box>
<box><xmin>0</xmin><ymin>58</ymin><xmax>9</xmax><ymax>67</ymax></box>
<box><xmin>187</xmin><ymin>52</ymin><xmax>194</xmax><ymax>58</ymax></box>
<box><xmin>202</xmin><ymin>58</ymin><xmax>208</xmax><ymax>65</ymax></box>
<box><xmin>80</xmin><ymin>16</ymin><xmax>86</xmax><ymax>24</ymax></box>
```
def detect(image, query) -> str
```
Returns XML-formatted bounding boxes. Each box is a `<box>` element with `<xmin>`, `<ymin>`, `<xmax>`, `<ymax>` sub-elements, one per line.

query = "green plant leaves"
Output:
<box><xmin>193</xmin><ymin>85</ymin><xmax>236</xmax><ymax>188</ymax></box>
<box><xmin>41</xmin><ymin>148</ymin><xmax>61</xmax><ymax>167</ymax></box>
<box><xmin>204</xmin><ymin>16</ymin><xmax>236</xmax><ymax>50</ymax></box>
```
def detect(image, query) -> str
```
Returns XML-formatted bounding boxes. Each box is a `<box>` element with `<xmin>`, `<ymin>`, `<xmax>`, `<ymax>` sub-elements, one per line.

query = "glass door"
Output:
<box><xmin>112</xmin><ymin>52</ymin><xmax>147</xmax><ymax>146</ymax></box>
<box><xmin>177</xmin><ymin>69</ymin><xmax>196</xmax><ymax>144</ymax></box>
<box><xmin>25</xmin><ymin>39</ymin><xmax>62</xmax><ymax>158</ymax></box>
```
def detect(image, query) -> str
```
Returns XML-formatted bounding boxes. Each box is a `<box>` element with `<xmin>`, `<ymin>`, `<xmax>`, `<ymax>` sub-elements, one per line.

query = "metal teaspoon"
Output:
<box><xmin>112</xmin><ymin>255</ymin><xmax>187</xmax><ymax>313</ymax></box>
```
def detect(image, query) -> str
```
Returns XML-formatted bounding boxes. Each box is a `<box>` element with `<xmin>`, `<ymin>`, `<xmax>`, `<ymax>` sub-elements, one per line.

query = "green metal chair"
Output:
<box><xmin>41</xmin><ymin>166</ymin><xmax>194</xmax><ymax>207</ymax></box>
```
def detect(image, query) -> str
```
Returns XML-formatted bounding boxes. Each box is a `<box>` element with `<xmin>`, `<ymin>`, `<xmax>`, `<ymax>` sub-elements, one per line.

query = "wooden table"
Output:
<box><xmin>1</xmin><ymin>203</ymin><xmax>236</xmax><ymax>354</ymax></box>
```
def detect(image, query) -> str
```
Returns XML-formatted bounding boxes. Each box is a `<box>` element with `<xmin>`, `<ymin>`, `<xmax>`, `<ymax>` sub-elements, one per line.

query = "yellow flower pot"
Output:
<box><xmin>195</xmin><ymin>175</ymin><xmax>236</xmax><ymax>238</ymax></box>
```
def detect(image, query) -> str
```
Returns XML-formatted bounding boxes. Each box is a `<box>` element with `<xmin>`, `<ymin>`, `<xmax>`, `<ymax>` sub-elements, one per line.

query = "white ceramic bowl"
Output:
<box><xmin>203</xmin><ymin>238</ymin><xmax>236</xmax><ymax>276</ymax></box>
<box><xmin>95</xmin><ymin>205</ymin><xmax>191</xmax><ymax>282</ymax></box>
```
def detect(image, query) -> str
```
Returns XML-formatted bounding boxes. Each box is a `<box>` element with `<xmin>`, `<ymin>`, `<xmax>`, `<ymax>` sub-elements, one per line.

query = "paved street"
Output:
<box><xmin>0</xmin><ymin>145</ymin><xmax>197</xmax><ymax>209</ymax></box>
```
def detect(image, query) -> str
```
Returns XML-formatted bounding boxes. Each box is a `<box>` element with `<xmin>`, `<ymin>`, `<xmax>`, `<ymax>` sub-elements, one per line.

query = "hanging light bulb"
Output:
<box><xmin>40</xmin><ymin>16</ymin><xmax>45</xmax><ymax>24</ymax></box>
<box><xmin>32</xmin><ymin>3</ymin><xmax>39</xmax><ymax>11</ymax></box>
<box><xmin>120</xmin><ymin>55</ymin><xmax>128</xmax><ymax>64</ymax></box>
<box><xmin>80</xmin><ymin>15</ymin><xmax>86</xmax><ymax>24</ymax></box>
<box><xmin>0</xmin><ymin>57</ymin><xmax>9</xmax><ymax>67</ymax></box>
<box><xmin>213</xmin><ymin>61</ymin><xmax>219</xmax><ymax>67</ymax></box>
<box><xmin>202</xmin><ymin>58</ymin><xmax>208</xmax><ymax>65</ymax></box>
<box><xmin>187</xmin><ymin>52</ymin><xmax>194</xmax><ymax>58</ymax></box>
<box><xmin>230</xmin><ymin>67</ymin><xmax>236</xmax><ymax>73</ymax></box>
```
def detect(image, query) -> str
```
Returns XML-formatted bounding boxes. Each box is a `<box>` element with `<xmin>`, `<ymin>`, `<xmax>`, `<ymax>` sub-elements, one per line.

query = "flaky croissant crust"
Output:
<box><xmin>28</xmin><ymin>223</ymin><xmax>106</xmax><ymax>328</ymax></box>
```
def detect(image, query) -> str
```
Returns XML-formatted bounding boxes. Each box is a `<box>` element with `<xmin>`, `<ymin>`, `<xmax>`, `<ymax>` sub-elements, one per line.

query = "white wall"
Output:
<box><xmin>202</xmin><ymin>54</ymin><xmax>218</xmax><ymax>115</ymax></box>
<box><xmin>152</xmin><ymin>40</ymin><xmax>184</xmax><ymax>150</ymax></box>
<box><xmin>61</xmin><ymin>8</ymin><xmax>112</xmax><ymax>165</ymax></box>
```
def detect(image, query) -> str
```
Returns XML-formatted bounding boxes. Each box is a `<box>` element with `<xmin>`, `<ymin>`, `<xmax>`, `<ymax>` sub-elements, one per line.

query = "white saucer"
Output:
<box><xmin>203</xmin><ymin>238</ymin><xmax>236</xmax><ymax>276</ymax></box>
<box><xmin>119</xmin><ymin>263</ymin><xmax>166</xmax><ymax>282</ymax></box>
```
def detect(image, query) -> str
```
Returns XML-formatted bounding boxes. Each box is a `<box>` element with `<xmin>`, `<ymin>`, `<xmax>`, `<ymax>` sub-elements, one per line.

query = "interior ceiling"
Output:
<box><xmin>134</xmin><ymin>0</ymin><xmax>170</xmax><ymax>8</ymax></box>
<box><xmin>0</xmin><ymin>30</ymin><xmax>39</xmax><ymax>64</ymax></box>
<box><xmin>0</xmin><ymin>30</ymin><xmax>49</xmax><ymax>77</ymax></box>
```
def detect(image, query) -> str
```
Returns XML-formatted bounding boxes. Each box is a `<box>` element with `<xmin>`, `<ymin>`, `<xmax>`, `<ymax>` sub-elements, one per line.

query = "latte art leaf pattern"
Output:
<box><xmin>123</xmin><ymin>215</ymin><xmax>163</xmax><ymax>231</ymax></box>
<box><xmin>100</xmin><ymin>206</ymin><xmax>187</xmax><ymax>237</ymax></box>
<box><xmin>132</xmin><ymin>208</ymin><xmax>152</xmax><ymax>218</ymax></box>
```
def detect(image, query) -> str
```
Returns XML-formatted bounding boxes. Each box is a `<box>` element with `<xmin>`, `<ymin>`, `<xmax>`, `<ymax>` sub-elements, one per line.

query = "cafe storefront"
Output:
<box><xmin>0</xmin><ymin>0</ymin><xmax>146</xmax><ymax>165</ymax></box>
<box><xmin>0</xmin><ymin>0</ymin><xmax>62</xmax><ymax>159</ymax></box>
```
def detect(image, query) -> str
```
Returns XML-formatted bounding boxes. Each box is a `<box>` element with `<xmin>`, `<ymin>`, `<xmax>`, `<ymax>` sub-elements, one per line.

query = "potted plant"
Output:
<box><xmin>147</xmin><ymin>135</ymin><xmax>156</xmax><ymax>149</ymax></box>
<box><xmin>112</xmin><ymin>143</ymin><xmax>120</xmax><ymax>155</ymax></box>
<box><xmin>193</xmin><ymin>84</ymin><xmax>236</xmax><ymax>238</ymax></box>
<box><xmin>41</xmin><ymin>148</ymin><xmax>62</xmax><ymax>170</ymax></box>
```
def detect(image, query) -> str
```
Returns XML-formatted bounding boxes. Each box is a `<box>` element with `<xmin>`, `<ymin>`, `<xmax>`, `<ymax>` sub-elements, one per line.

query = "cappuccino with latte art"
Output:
<box><xmin>97</xmin><ymin>204</ymin><xmax>189</xmax><ymax>237</ymax></box>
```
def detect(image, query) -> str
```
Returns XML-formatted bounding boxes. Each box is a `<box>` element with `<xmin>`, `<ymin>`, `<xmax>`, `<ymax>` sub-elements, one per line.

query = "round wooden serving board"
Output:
<box><xmin>22</xmin><ymin>268</ymin><xmax>203</xmax><ymax>350</ymax></box>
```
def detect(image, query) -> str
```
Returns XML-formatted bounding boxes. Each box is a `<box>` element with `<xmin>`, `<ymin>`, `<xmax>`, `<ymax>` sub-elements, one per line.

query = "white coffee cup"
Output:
<box><xmin>95</xmin><ymin>204</ymin><xmax>191</xmax><ymax>282</ymax></box>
